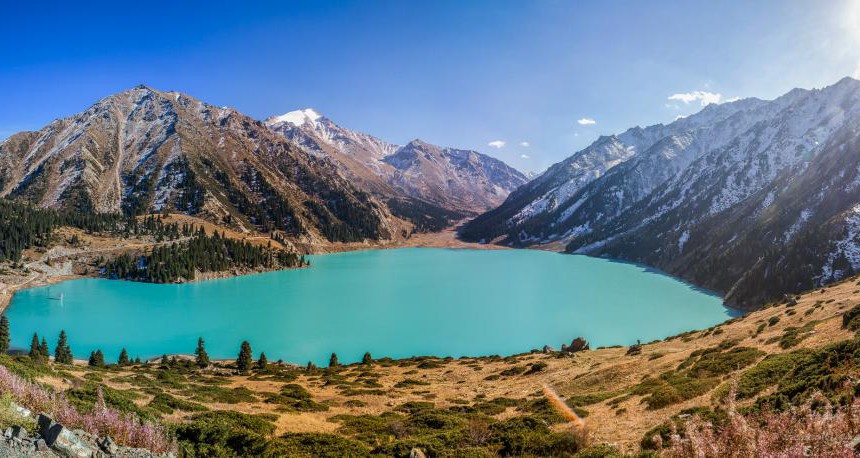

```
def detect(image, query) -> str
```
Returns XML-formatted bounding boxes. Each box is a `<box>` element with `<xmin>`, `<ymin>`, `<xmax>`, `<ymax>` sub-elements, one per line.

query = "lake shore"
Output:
<box><xmin>0</xmin><ymin>220</ymin><xmax>510</xmax><ymax>313</ymax></box>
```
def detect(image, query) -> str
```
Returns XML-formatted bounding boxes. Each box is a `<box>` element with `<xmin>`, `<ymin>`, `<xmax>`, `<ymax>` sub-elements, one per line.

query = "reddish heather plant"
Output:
<box><xmin>664</xmin><ymin>387</ymin><xmax>860</xmax><ymax>457</ymax></box>
<box><xmin>0</xmin><ymin>364</ymin><xmax>172</xmax><ymax>453</ymax></box>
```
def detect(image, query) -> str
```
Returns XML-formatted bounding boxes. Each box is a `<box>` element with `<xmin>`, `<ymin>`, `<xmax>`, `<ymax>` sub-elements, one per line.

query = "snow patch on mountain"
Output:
<box><xmin>820</xmin><ymin>205</ymin><xmax>860</xmax><ymax>283</ymax></box>
<box><xmin>269</xmin><ymin>109</ymin><xmax>321</xmax><ymax>126</ymax></box>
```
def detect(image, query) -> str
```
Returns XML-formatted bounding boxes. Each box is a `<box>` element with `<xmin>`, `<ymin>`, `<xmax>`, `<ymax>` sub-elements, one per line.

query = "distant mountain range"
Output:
<box><xmin>0</xmin><ymin>86</ymin><xmax>525</xmax><ymax>242</ymax></box>
<box><xmin>265</xmin><ymin>109</ymin><xmax>527</xmax><ymax>230</ymax></box>
<box><xmin>461</xmin><ymin>77</ymin><xmax>860</xmax><ymax>308</ymax></box>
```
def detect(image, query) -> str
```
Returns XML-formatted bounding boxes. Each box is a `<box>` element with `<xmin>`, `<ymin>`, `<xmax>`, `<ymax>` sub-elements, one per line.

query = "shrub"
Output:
<box><xmin>842</xmin><ymin>304</ymin><xmax>860</xmax><ymax>330</ymax></box>
<box><xmin>666</xmin><ymin>391</ymin><xmax>860</xmax><ymax>457</ymax></box>
<box><xmin>183</xmin><ymin>385</ymin><xmax>257</xmax><ymax>404</ymax></box>
<box><xmin>565</xmin><ymin>391</ymin><xmax>621</xmax><ymax>407</ymax></box>
<box><xmin>778</xmin><ymin>321</ymin><xmax>819</xmax><ymax>349</ymax></box>
<box><xmin>394</xmin><ymin>378</ymin><xmax>430</xmax><ymax>388</ymax></box>
<box><xmin>499</xmin><ymin>365</ymin><xmax>527</xmax><ymax>377</ymax></box>
<box><xmin>265</xmin><ymin>384</ymin><xmax>328</xmax><ymax>412</ymax></box>
<box><xmin>148</xmin><ymin>392</ymin><xmax>208</xmax><ymax>415</ymax></box>
<box><xmin>175</xmin><ymin>410</ymin><xmax>276</xmax><ymax>456</ymax></box>
<box><xmin>721</xmin><ymin>350</ymin><xmax>815</xmax><ymax>400</ymax></box>
<box><xmin>267</xmin><ymin>433</ymin><xmax>371</xmax><ymax>457</ymax></box>
<box><xmin>525</xmin><ymin>361</ymin><xmax>548</xmax><ymax>375</ymax></box>
<box><xmin>0</xmin><ymin>365</ymin><xmax>170</xmax><ymax>452</ymax></box>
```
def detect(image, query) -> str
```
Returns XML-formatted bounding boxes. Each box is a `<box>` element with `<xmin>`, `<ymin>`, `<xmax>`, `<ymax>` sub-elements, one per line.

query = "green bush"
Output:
<box><xmin>183</xmin><ymin>385</ymin><xmax>257</xmax><ymax>404</ymax></box>
<box><xmin>634</xmin><ymin>345</ymin><xmax>762</xmax><ymax>409</ymax></box>
<box><xmin>728</xmin><ymin>350</ymin><xmax>816</xmax><ymax>399</ymax></box>
<box><xmin>394</xmin><ymin>379</ymin><xmax>430</xmax><ymax>388</ymax></box>
<box><xmin>842</xmin><ymin>304</ymin><xmax>860</xmax><ymax>330</ymax></box>
<box><xmin>148</xmin><ymin>392</ymin><xmax>208</xmax><ymax>415</ymax></box>
<box><xmin>779</xmin><ymin>321</ymin><xmax>820</xmax><ymax>349</ymax></box>
<box><xmin>267</xmin><ymin>433</ymin><xmax>371</xmax><ymax>457</ymax></box>
<box><xmin>499</xmin><ymin>365</ymin><xmax>527</xmax><ymax>377</ymax></box>
<box><xmin>175</xmin><ymin>410</ymin><xmax>277</xmax><ymax>456</ymax></box>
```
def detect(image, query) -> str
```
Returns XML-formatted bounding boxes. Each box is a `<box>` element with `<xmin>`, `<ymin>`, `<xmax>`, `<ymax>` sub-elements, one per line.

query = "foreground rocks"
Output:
<box><xmin>0</xmin><ymin>410</ymin><xmax>171</xmax><ymax>457</ymax></box>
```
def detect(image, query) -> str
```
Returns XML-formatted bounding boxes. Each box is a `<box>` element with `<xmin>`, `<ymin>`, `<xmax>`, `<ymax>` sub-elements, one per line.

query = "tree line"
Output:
<box><xmin>0</xmin><ymin>198</ymin><xmax>190</xmax><ymax>263</ymax></box>
<box><xmin>0</xmin><ymin>316</ymin><xmax>370</xmax><ymax>373</ymax></box>
<box><xmin>103</xmin><ymin>228</ymin><xmax>307</xmax><ymax>283</ymax></box>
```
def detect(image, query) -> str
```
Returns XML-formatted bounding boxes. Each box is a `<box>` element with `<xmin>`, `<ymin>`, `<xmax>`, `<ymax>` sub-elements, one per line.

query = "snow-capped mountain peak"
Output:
<box><xmin>267</xmin><ymin>108</ymin><xmax>322</xmax><ymax>126</ymax></box>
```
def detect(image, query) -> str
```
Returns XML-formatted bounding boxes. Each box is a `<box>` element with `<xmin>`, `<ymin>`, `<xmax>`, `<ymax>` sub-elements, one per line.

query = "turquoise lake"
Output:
<box><xmin>4</xmin><ymin>248</ymin><xmax>734</xmax><ymax>365</ymax></box>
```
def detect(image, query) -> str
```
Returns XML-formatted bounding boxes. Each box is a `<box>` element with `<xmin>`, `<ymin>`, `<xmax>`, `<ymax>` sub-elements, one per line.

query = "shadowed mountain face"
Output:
<box><xmin>0</xmin><ymin>86</ymin><xmax>399</xmax><ymax>244</ymax></box>
<box><xmin>462</xmin><ymin>77</ymin><xmax>860</xmax><ymax>308</ymax></box>
<box><xmin>266</xmin><ymin>111</ymin><xmax>527</xmax><ymax>230</ymax></box>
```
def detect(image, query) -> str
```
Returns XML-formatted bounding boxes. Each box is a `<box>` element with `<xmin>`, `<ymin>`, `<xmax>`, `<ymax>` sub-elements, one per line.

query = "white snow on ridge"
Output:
<box><xmin>820</xmin><ymin>204</ymin><xmax>860</xmax><ymax>283</ymax></box>
<box><xmin>269</xmin><ymin>108</ymin><xmax>321</xmax><ymax>126</ymax></box>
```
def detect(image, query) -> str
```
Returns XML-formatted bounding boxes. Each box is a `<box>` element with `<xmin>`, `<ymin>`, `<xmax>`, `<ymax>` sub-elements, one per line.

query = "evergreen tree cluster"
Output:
<box><xmin>0</xmin><ymin>199</ymin><xmax>124</xmax><ymax>262</ymax></box>
<box><xmin>28</xmin><ymin>333</ymin><xmax>50</xmax><ymax>362</ymax></box>
<box><xmin>0</xmin><ymin>198</ymin><xmax>194</xmax><ymax>263</ymax></box>
<box><xmin>54</xmin><ymin>330</ymin><xmax>73</xmax><ymax>364</ymax></box>
<box><xmin>88</xmin><ymin>349</ymin><xmax>106</xmax><ymax>367</ymax></box>
<box><xmin>103</xmin><ymin>229</ymin><xmax>306</xmax><ymax>283</ymax></box>
<box><xmin>0</xmin><ymin>316</ymin><xmax>9</xmax><ymax>355</ymax></box>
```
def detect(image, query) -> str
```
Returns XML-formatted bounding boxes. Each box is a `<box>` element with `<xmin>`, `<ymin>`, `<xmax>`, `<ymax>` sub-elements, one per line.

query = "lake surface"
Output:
<box><xmin>5</xmin><ymin>248</ymin><xmax>734</xmax><ymax>365</ymax></box>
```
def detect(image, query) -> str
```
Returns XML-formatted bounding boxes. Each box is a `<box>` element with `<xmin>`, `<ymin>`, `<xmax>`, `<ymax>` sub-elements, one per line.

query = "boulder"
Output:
<box><xmin>98</xmin><ymin>436</ymin><xmax>118</xmax><ymax>455</ymax></box>
<box><xmin>409</xmin><ymin>448</ymin><xmax>427</xmax><ymax>458</ymax></box>
<box><xmin>11</xmin><ymin>402</ymin><xmax>32</xmax><ymax>418</ymax></box>
<box><xmin>849</xmin><ymin>434</ymin><xmax>860</xmax><ymax>452</ymax></box>
<box><xmin>34</xmin><ymin>438</ymin><xmax>49</xmax><ymax>452</ymax></box>
<box><xmin>38</xmin><ymin>413</ymin><xmax>93</xmax><ymax>458</ymax></box>
<box><xmin>10</xmin><ymin>425</ymin><xmax>27</xmax><ymax>440</ymax></box>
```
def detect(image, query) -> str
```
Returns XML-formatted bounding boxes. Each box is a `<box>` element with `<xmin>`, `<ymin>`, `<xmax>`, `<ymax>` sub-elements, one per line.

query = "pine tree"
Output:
<box><xmin>362</xmin><ymin>352</ymin><xmax>373</xmax><ymax>365</ymax></box>
<box><xmin>88</xmin><ymin>350</ymin><xmax>105</xmax><ymax>367</ymax></box>
<box><xmin>257</xmin><ymin>352</ymin><xmax>268</xmax><ymax>370</ymax></box>
<box><xmin>39</xmin><ymin>337</ymin><xmax>49</xmax><ymax>358</ymax></box>
<box><xmin>54</xmin><ymin>330</ymin><xmax>72</xmax><ymax>364</ymax></box>
<box><xmin>195</xmin><ymin>337</ymin><xmax>210</xmax><ymax>368</ymax></box>
<box><xmin>329</xmin><ymin>352</ymin><xmax>339</xmax><ymax>368</ymax></box>
<box><xmin>161</xmin><ymin>354</ymin><xmax>169</xmax><ymax>365</ymax></box>
<box><xmin>118</xmin><ymin>348</ymin><xmax>129</xmax><ymax>366</ymax></box>
<box><xmin>0</xmin><ymin>316</ymin><xmax>10</xmax><ymax>355</ymax></box>
<box><xmin>236</xmin><ymin>341</ymin><xmax>253</xmax><ymax>372</ymax></box>
<box><xmin>29</xmin><ymin>333</ymin><xmax>41</xmax><ymax>362</ymax></box>
<box><xmin>306</xmin><ymin>361</ymin><xmax>316</xmax><ymax>372</ymax></box>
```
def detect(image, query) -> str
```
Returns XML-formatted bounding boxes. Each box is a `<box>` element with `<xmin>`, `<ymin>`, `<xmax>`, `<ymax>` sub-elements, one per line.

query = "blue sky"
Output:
<box><xmin>2</xmin><ymin>0</ymin><xmax>859</xmax><ymax>172</ymax></box>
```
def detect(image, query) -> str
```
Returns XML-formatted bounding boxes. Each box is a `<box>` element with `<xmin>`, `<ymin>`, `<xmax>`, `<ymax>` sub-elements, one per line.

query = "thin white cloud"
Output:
<box><xmin>520</xmin><ymin>154</ymin><xmax>530</xmax><ymax>159</ymax></box>
<box><xmin>487</xmin><ymin>140</ymin><xmax>505</xmax><ymax>149</ymax></box>
<box><xmin>577</xmin><ymin>118</ymin><xmax>596</xmax><ymax>125</ymax></box>
<box><xmin>519</xmin><ymin>141</ymin><xmax>530</xmax><ymax>147</ymax></box>
<box><xmin>855</xmin><ymin>61</ymin><xmax>860</xmax><ymax>79</ymax></box>
<box><xmin>667</xmin><ymin>91</ymin><xmax>723</xmax><ymax>106</ymax></box>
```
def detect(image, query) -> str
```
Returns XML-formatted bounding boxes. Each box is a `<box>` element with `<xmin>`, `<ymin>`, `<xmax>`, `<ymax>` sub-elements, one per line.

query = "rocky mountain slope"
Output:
<box><xmin>0</xmin><ymin>86</ymin><xmax>403</xmax><ymax>244</ymax></box>
<box><xmin>266</xmin><ymin>110</ymin><xmax>527</xmax><ymax>230</ymax></box>
<box><xmin>462</xmin><ymin>77</ymin><xmax>860</xmax><ymax>307</ymax></box>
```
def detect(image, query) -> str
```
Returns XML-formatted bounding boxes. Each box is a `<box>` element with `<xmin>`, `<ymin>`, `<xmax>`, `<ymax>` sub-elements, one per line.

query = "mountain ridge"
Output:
<box><xmin>265</xmin><ymin>108</ymin><xmax>527</xmax><ymax>230</ymax></box>
<box><xmin>462</xmin><ymin>76</ymin><xmax>860</xmax><ymax>307</ymax></box>
<box><xmin>0</xmin><ymin>86</ymin><xmax>403</xmax><ymax>244</ymax></box>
